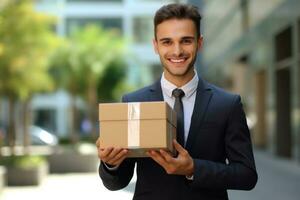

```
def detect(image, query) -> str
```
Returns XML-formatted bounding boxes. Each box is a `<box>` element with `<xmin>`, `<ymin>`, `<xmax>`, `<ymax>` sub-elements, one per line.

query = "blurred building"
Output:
<box><xmin>23</xmin><ymin>0</ymin><xmax>187</xmax><ymax>137</ymax></box>
<box><xmin>36</xmin><ymin>0</ymin><xmax>188</xmax><ymax>82</ymax></box>
<box><xmin>202</xmin><ymin>0</ymin><xmax>300</xmax><ymax>163</ymax></box>
<box><xmin>187</xmin><ymin>0</ymin><xmax>205</xmax><ymax>74</ymax></box>
<box><xmin>0</xmin><ymin>0</ymin><xmax>209</xmax><ymax>140</ymax></box>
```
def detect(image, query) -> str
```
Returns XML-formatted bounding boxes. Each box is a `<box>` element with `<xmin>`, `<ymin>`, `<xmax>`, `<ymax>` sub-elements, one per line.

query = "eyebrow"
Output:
<box><xmin>181</xmin><ymin>36</ymin><xmax>195</xmax><ymax>40</ymax></box>
<box><xmin>158</xmin><ymin>36</ymin><xmax>195</xmax><ymax>42</ymax></box>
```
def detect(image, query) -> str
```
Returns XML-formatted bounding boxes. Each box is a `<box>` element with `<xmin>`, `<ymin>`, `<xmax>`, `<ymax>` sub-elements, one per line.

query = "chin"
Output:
<box><xmin>166</xmin><ymin>67</ymin><xmax>190</xmax><ymax>77</ymax></box>
<box><xmin>172</xmin><ymin>69</ymin><xmax>189</xmax><ymax>76</ymax></box>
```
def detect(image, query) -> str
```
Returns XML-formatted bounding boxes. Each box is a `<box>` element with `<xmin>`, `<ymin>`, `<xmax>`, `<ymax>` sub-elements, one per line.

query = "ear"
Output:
<box><xmin>197</xmin><ymin>35</ymin><xmax>204</xmax><ymax>51</ymax></box>
<box><xmin>152</xmin><ymin>38</ymin><xmax>159</xmax><ymax>54</ymax></box>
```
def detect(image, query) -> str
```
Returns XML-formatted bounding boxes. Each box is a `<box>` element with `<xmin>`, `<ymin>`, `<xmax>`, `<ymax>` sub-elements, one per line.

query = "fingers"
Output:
<box><xmin>99</xmin><ymin>147</ymin><xmax>128</xmax><ymax>165</ymax></box>
<box><xmin>107</xmin><ymin>149</ymin><xmax>129</xmax><ymax>166</ymax></box>
<box><xmin>96</xmin><ymin>137</ymin><xmax>101</xmax><ymax>148</ymax></box>
<box><xmin>147</xmin><ymin>150</ymin><xmax>168</xmax><ymax>168</ymax></box>
<box><xmin>148</xmin><ymin>150</ymin><xmax>179</xmax><ymax>175</ymax></box>
<box><xmin>100</xmin><ymin>147</ymin><xmax>121</xmax><ymax>162</ymax></box>
<box><xmin>173</xmin><ymin>139</ymin><xmax>187</xmax><ymax>155</ymax></box>
<box><xmin>146</xmin><ymin>145</ymin><xmax>192</xmax><ymax>176</ymax></box>
<box><xmin>98</xmin><ymin>147</ymin><xmax>113</xmax><ymax>159</ymax></box>
<box><xmin>96</xmin><ymin>136</ymin><xmax>129</xmax><ymax>166</ymax></box>
<box><xmin>147</xmin><ymin>149</ymin><xmax>175</xmax><ymax>165</ymax></box>
<box><xmin>159</xmin><ymin>149</ymin><xmax>175</xmax><ymax>163</ymax></box>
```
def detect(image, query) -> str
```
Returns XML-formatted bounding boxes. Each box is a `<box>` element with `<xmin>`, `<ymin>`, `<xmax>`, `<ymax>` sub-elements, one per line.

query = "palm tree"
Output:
<box><xmin>49</xmin><ymin>25</ymin><xmax>125</xmax><ymax>141</ymax></box>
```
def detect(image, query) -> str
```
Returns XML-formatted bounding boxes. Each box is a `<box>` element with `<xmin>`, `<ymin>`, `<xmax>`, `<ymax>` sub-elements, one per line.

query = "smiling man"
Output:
<box><xmin>97</xmin><ymin>3</ymin><xmax>257</xmax><ymax>200</ymax></box>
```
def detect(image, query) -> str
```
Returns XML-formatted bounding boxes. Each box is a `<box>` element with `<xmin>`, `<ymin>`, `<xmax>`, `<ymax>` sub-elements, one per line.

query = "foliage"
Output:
<box><xmin>49</xmin><ymin>25</ymin><xmax>125</xmax><ymax>97</ymax></box>
<box><xmin>97</xmin><ymin>59</ymin><xmax>127</xmax><ymax>102</ymax></box>
<box><xmin>0</xmin><ymin>0</ymin><xmax>59</xmax><ymax>154</ymax></box>
<box><xmin>0</xmin><ymin>155</ymin><xmax>46</xmax><ymax>169</ymax></box>
<box><xmin>58</xmin><ymin>136</ymin><xmax>95</xmax><ymax>145</ymax></box>
<box><xmin>58</xmin><ymin>137</ymin><xmax>74</xmax><ymax>145</ymax></box>
<box><xmin>49</xmin><ymin>24</ymin><xmax>127</xmax><ymax>139</ymax></box>
<box><xmin>0</xmin><ymin>0</ymin><xmax>58</xmax><ymax>100</ymax></box>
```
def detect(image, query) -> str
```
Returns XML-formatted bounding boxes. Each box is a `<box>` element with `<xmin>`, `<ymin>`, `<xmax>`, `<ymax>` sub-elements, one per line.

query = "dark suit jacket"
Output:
<box><xmin>99</xmin><ymin>77</ymin><xmax>258</xmax><ymax>200</ymax></box>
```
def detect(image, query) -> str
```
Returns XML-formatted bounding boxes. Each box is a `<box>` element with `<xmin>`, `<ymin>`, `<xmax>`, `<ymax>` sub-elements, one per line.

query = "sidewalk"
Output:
<box><xmin>229</xmin><ymin>149</ymin><xmax>300</xmax><ymax>200</ymax></box>
<box><xmin>1</xmin><ymin>149</ymin><xmax>300</xmax><ymax>200</ymax></box>
<box><xmin>1</xmin><ymin>172</ymin><xmax>136</xmax><ymax>200</ymax></box>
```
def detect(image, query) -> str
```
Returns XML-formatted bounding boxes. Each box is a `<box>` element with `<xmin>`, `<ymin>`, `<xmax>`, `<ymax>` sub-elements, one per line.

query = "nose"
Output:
<box><xmin>173</xmin><ymin>43</ymin><xmax>183</xmax><ymax>57</ymax></box>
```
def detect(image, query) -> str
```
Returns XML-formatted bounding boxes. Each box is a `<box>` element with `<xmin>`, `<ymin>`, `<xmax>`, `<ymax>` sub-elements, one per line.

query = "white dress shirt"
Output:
<box><xmin>160</xmin><ymin>70</ymin><xmax>199</xmax><ymax>146</ymax></box>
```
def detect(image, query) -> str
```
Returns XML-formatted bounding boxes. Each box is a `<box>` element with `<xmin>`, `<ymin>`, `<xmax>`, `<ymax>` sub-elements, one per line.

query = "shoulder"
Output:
<box><xmin>209</xmin><ymin>83</ymin><xmax>239</xmax><ymax>101</ymax></box>
<box><xmin>202</xmin><ymin>81</ymin><xmax>244</xmax><ymax>119</ymax></box>
<box><xmin>122</xmin><ymin>84</ymin><xmax>153</xmax><ymax>102</ymax></box>
<box><xmin>203</xmin><ymin>80</ymin><xmax>241</xmax><ymax>108</ymax></box>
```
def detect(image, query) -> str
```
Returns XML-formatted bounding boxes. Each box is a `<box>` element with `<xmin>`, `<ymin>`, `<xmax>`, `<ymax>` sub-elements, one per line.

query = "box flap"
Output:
<box><xmin>99</xmin><ymin>101</ymin><xmax>176</xmax><ymax>126</ymax></box>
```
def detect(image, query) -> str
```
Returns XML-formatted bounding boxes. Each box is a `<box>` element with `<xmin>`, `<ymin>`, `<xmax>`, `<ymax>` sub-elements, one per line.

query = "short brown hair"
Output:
<box><xmin>154</xmin><ymin>3</ymin><xmax>202</xmax><ymax>39</ymax></box>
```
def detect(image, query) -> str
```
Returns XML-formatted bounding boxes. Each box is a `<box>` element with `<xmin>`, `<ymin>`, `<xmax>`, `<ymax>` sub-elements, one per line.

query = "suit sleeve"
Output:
<box><xmin>98</xmin><ymin>94</ymin><xmax>136</xmax><ymax>191</ymax></box>
<box><xmin>188</xmin><ymin>95</ymin><xmax>258</xmax><ymax>190</ymax></box>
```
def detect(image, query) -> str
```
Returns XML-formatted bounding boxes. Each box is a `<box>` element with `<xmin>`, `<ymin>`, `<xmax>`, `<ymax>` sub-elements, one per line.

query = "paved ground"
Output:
<box><xmin>228</xmin><ymin>150</ymin><xmax>300</xmax><ymax>200</ymax></box>
<box><xmin>1</xmin><ymin>149</ymin><xmax>300</xmax><ymax>200</ymax></box>
<box><xmin>1</xmin><ymin>172</ymin><xmax>136</xmax><ymax>200</ymax></box>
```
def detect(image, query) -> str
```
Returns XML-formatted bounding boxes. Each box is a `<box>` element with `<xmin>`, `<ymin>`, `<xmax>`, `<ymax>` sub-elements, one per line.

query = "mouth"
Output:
<box><xmin>168</xmin><ymin>57</ymin><xmax>188</xmax><ymax>64</ymax></box>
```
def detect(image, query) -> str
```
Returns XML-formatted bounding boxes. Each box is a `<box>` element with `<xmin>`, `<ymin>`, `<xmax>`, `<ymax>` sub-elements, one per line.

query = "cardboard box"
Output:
<box><xmin>99</xmin><ymin>101</ymin><xmax>177</xmax><ymax>157</ymax></box>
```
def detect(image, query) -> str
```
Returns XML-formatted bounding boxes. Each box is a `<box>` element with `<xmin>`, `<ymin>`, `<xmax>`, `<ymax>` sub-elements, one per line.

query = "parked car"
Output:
<box><xmin>30</xmin><ymin>125</ymin><xmax>58</xmax><ymax>146</ymax></box>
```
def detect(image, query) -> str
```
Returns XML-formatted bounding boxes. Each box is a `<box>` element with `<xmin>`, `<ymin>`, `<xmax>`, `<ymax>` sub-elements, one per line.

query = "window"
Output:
<box><xmin>133</xmin><ymin>17</ymin><xmax>153</xmax><ymax>44</ymax></box>
<box><xmin>151</xmin><ymin>64</ymin><xmax>163</xmax><ymax>80</ymax></box>
<box><xmin>67</xmin><ymin>0</ymin><xmax>122</xmax><ymax>2</ymax></box>
<box><xmin>34</xmin><ymin>109</ymin><xmax>57</xmax><ymax>134</ymax></box>
<box><xmin>298</xmin><ymin>20</ymin><xmax>300</xmax><ymax>54</ymax></box>
<box><xmin>275</xmin><ymin>26</ymin><xmax>292</xmax><ymax>62</ymax></box>
<box><xmin>66</xmin><ymin>18</ymin><xmax>123</xmax><ymax>36</ymax></box>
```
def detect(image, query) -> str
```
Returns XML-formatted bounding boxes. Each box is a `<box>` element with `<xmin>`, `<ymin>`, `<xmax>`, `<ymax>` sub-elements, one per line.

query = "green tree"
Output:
<box><xmin>49</xmin><ymin>25</ymin><xmax>125</xmax><ymax>141</ymax></box>
<box><xmin>49</xmin><ymin>39</ymin><xmax>85</xmax><ymax>144</ymax></box>
<box><xmin>0</xmin><ymin>0</ymin><xmax>58</xmax><ymax>154</ymax></box>
<box><xmin>97</xmin><ymin>59</ymin><xmax>127</xmax><ymax>102</ymax></box>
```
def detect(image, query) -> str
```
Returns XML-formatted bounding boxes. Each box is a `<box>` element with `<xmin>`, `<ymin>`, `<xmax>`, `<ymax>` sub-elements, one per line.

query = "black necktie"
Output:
<box><xmin>172</xmin><ymin>88</ymin><xmax>185</xmax><ymax>146</ymax></box>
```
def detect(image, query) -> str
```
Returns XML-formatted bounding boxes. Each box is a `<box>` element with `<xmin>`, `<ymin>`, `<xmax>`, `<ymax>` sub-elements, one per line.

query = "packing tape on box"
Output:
<box><xmin>128</xmin><ymin>103</ymin><xmax>140</xmax><ymax>148</ymax></box>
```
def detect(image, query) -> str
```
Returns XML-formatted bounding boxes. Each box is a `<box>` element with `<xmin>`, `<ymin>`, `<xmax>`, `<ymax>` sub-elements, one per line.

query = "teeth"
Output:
<box><xmin>170</xmin><ymin>59</ymin><xmax>185</xmax><ymax>63</ymax></box>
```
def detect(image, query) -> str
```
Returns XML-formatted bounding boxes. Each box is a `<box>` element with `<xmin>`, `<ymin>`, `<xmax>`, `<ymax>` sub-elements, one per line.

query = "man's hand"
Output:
<box><xmin>96</xmin><ymin>137</ymin><xmax>129</xmax><ymax>167</ymax></box>
<box><xmin>147</xmin><ymin>139</ymin><xmax>194</xmax><ymax>176</ymax></box>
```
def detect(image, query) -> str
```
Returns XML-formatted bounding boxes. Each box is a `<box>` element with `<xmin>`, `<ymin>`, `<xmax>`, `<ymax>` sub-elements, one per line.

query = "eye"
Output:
<box><xmin>182</xmin><ymin>39</ymin><xmax>193</xmax><ymax>44</ymax></box>
<box><xmin>161</xmin><ymin>40</ymin><xmax>172</xmax><ymax>45</ymax></box>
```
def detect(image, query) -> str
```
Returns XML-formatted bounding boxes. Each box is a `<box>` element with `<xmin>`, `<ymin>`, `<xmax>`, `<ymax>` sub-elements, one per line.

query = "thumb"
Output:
<box><xmin>96</xmin><ymin>137</ymin><xmax>101</xmax><ymax>148</ymax></box>
<box><xmin>173</xmin><ymin>139</ymin><xmax>185</xmax><ymax>153</ymax></box>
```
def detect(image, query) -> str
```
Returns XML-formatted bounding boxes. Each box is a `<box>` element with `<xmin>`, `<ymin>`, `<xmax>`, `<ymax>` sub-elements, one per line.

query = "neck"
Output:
<box><xmin>164</xmin><ymin>69</ymin><xmax>195</xmax><ymax>87</ymax></box>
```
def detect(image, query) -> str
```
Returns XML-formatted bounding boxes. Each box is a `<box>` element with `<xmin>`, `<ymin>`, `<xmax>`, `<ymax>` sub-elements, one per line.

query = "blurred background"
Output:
<box><xmin>0</xmin><ymin>0</ymin><xmax>300</xmax><ymax>200</ymax></box>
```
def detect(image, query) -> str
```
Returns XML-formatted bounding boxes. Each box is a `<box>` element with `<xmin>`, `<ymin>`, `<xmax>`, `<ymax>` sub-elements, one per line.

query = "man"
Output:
<box><xmin>97</xmin><ymin>3</ymin><xmax>257</xmax><ymax>200</ymax></box>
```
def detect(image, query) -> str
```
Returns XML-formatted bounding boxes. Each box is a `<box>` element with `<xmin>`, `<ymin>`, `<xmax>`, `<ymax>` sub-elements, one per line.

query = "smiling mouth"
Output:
<box><xmin>168</xmin><ymin>58</ymin><xmax>188</xmax><ymax>63</ymax></box>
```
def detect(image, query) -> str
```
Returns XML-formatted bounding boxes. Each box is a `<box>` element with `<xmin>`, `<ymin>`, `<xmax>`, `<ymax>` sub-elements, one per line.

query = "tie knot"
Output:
<box><xmin>172</xmin><ymin>88</ymin><xmax>185</xmax><ymax>99</ymax></box>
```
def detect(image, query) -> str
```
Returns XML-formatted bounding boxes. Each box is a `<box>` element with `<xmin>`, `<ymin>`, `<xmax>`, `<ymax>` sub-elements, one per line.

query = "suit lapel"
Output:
<box><xmin>185</xmin><ymin>78</ymin><xmax>213</xmax><ymax>151</ymax></box>
<box><xmin>149</xmin><ymin>79</ymin><xmax>164</xmax><ymax>101</ymax></box>
<box><xmin>147</xmin><ymin>77</ymin><xmax>213</xmax><ymax>151</ymax></box>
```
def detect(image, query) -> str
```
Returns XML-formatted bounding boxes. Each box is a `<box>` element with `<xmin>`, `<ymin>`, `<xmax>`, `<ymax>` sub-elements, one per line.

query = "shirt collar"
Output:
<box><xmin>161</xmin><ymin>70</ymin><xmax>199</xmax><ymax>99</ymax></box>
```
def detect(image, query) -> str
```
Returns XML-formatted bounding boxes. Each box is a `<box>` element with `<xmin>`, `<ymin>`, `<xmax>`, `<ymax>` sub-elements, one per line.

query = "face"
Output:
<box><xmin>153</xmin><ymin>19</ymin><xmax>203</xmax><ymax>85</ymax></box>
